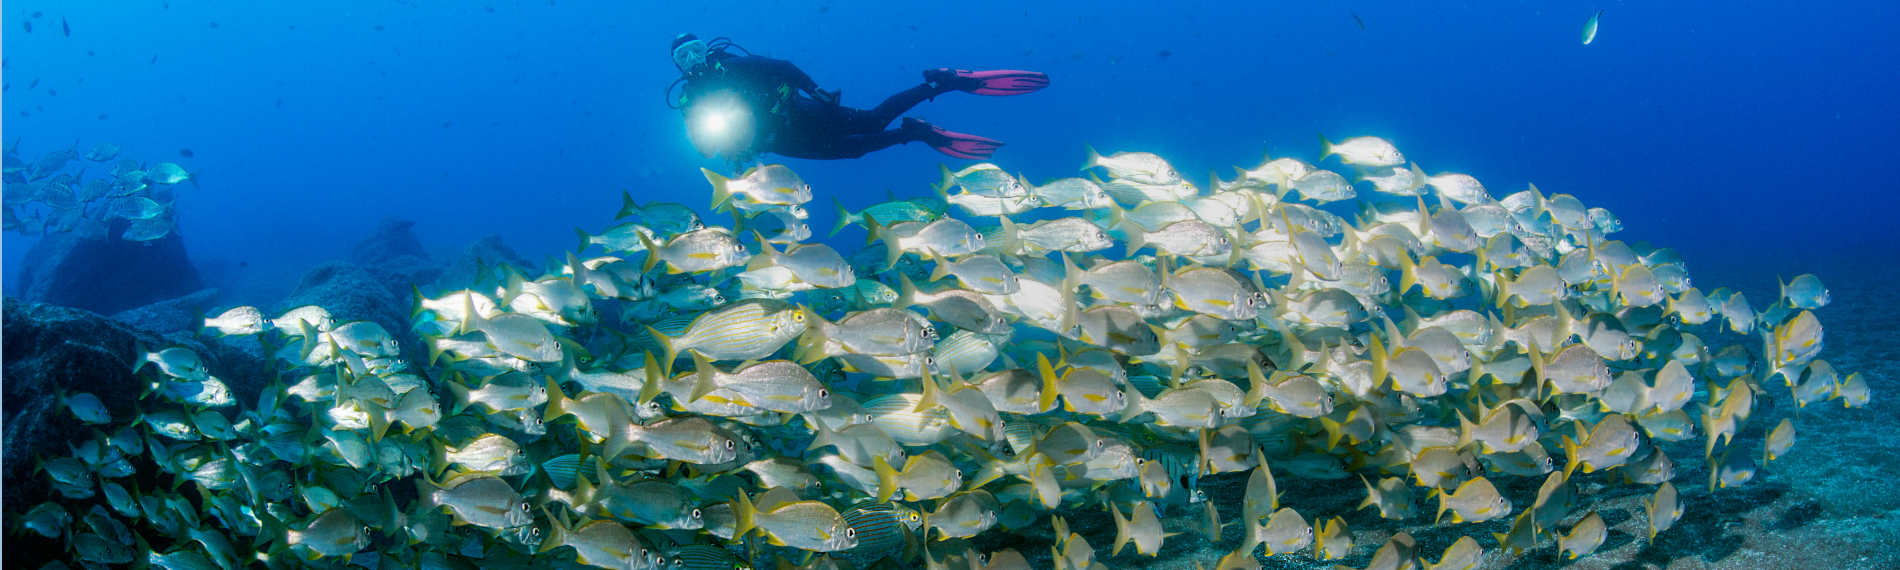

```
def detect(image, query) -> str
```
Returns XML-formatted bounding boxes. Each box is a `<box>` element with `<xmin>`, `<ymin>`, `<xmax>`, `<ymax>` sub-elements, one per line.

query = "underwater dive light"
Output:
<box><xmin>685</xmin><ymin>90</ymin><xmax>756</xmax><ymax>158</ymax></box>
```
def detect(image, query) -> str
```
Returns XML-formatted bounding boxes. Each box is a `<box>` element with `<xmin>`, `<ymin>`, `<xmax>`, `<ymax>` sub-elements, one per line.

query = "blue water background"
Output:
<box><xmin>3</xmin><ymin>1</ymin><xmax>1897</xmax><ymax>301</ymax></box>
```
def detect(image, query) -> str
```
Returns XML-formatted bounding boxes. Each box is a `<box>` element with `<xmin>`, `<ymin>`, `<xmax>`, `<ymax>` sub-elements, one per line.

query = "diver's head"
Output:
<box><xmin>672</xmin><ymin>33</ymin><xmax>709</xmax><ymax>75</ymax></box>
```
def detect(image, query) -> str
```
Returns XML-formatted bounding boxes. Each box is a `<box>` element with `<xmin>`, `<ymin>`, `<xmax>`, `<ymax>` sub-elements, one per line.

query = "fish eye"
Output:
<box><xmin>818</xmin><ymin>389</ymin><xmax>830</xmax><ymax>399</ymax></box>
<box><xmin>846</xmin><ymin>527</ymin><xmax>857</xmax><ymax>538</ymax></box>
<box><xmin>724</xmin><ymin>439</ymin><xmax>735</xmax><ymax>450</ymax></box>
<box><xmin>692</xmin><ymin>508</ymin><xmax>702</xmax><ymax>519</ymax></box>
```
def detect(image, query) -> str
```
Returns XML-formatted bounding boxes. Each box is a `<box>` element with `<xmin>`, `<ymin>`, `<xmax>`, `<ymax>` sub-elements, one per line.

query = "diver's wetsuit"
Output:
<box><xmin>683</xmin><ymin>53</ymin><xmax>947</xmax><ymax>160</ymax></box>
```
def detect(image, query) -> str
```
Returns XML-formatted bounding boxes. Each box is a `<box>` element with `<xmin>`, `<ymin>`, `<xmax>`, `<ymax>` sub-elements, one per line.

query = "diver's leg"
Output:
<box><xmin>843</xmin><ymin>83</ymin><xmax>946</xmax><ymax>133</ymax></box>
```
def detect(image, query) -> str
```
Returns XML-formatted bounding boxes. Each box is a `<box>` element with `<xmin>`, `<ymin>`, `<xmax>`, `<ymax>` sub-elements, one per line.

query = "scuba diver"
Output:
<box><xmin>666</xmin><ymin>34</ymin><xmax>1048</xmax><ymax>162</ymax></box>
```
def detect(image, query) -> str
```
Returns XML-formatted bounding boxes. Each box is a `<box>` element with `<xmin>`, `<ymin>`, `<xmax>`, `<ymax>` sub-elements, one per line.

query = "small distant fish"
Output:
<box><xmin>62</xmin><ymin>17</ymin><xmax>70</xmax><ymax>37</ymax></box>
<box><xmin>1351</xmin><ymin>10</ymin><xmax>1366</xmax><ymax>30</ymax></box>
<box><xmin>1582</xmin><ymin>10</ymin><xmax>1603</xmax><ymax>45</ymax></box>
<box><xmin>179</xmin><ymin>148</ymin><xmax>194</xmax><ymax>158</ymax></box>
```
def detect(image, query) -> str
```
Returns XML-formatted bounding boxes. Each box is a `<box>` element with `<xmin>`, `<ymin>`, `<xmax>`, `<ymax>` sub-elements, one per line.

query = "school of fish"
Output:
<box><xmin>2</xmin><ymin>141</ymin><xmax>194</xmax><ymax>242</ymax></box>
<box><xmin>17</xmin><ymin>133</ymin><xmax>1875</xmax><ymax>569</ymax></box>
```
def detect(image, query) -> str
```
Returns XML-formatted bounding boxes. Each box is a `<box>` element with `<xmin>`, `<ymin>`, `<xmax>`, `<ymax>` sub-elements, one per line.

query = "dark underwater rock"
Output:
<box><xmin>351</xmin><ymin>218</ymin><xmax>442</xmax><ymax>297</ymax></box>
<box><xmin>2</xmin><ymin>299</ymin><xmax>276</xmax><ymax>530</ymax></box>
<box><xmin>108</xmin><ymin>287</ymin><xmax>219</xmax><ymax>336</ymax></box>
<box><xmin>2</xmin><ymin>300</ymin><xmax>151</xmax><ymax>518</ymax></box>
<box><xmin>431</xmin><ymin>234</ymin><xmax>534</xmax><ymax>293</ymax></box>
<box><xmin>11</xmin><ymin>219</ymin><xmax>204</xmax><ymax>314</ymax></box>
<box><xmin>350</xmin><ymin>218</ymin><xmax>430</xmax><ymax>268</ymax></box>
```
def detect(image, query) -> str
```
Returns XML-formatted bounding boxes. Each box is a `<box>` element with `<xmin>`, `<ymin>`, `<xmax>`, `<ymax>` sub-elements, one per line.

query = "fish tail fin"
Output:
<box><xmin>1456</xmin><ymin>410</ymin><xmax>1478</xmax><ymax>451</ymax></box>
<box><xmin>731</xmin><ymin>491</ymin><xmax>758</xmax><ymax>539</ymax></box>
<box><xmin>829</xmin><ymin>197</ymin><xmax>855</xmax><ymax>237</ymax></box>
<box><xmin>702</xmin><ymin>167</ymin><xmax>733</xmax><ymax>210</ymax></box>
<box><xmin>1398</xmin><ymin>251</ymin><xmax>1420</xmax><ymax>296</ymax></box>
<box><xmin>437</xmin><ymin>374</ymin><xmax>470</xmax><ymax>416</ymax></box>
<box><xmin>1495</xmin><ymin>272</ymin><xmax>1515</xmax><ymax>309</ymax></box>
<box><xmin>615</xmin><ymin>189</ymin><xmax>638</xmax><ymax>220</ymax></box>
<box><xmin>414</xmin><ymin>475</ymin><xmax>442</xmax><ymax>515</ymax></box>
<box><xmin>1103</xmin><ymin>190</ymin><xmax>1128</xmax><ymax>230</ymax></box>
<box><xmin>1036</xmin><ymin>353</ymin><xmax>1060</xmax><ymax>413</ymax></box>
<box><xmin>1368</xmin><ymin>334</ymin><xmax>1391</xmax><ymax>391</ymax></box>
<box><xmin>1059</xmin><ymin>252</ymin><xmax>1084</xmax><ymax>292</ymax></box>
<box><xmin>793</xmin><ymin>316</ymin><xmax>833</xmax><ymax>364</ymax></box>
<box><xmin>806</xmin><ymin>419</ymin><xmax>841</xmax><ymax>455</ymax></box>
<box><xmin>1318</xmin><ymin>133</ymin><xmax>1335</xmax><ymax>160</ymax></box>
<box><xmin>542</xmin><ymin>377</ymin><xmax>568</xmax><ymax>423</ymax></box>
<box><xmin>913</xmin><ymin>367</ymin><xmax>945</xmax><ymax>415</ymax></box>
<box><xmin>935</xmin><ymin>163</ymin><xmax>957</xmax><ymax>195</ymax></box>
<box><xmin>429</xmin><ymin>438</ymin><xmax>450</xmax><ymax>476</ymax></box>
<box><xmin>1124</xmin><ymin>225</ymin><xmax>1147</xmax><ymax>258</ymax></box>
<box><xmin>364</xmin><ymin>400</ymin><xmax>392</xmax><ymax>442</ymax></box>
<box><xmin>927</xmin><ymin>251</ymin><xmax>953</xmax><ymax>283</ymax></box>
<box><xmin>644</xmin><ymin>326</ymin><xmax>678</xmax><ymax>377</ymax></box>
<box><xmin>1319</xmin><ymin>416</ymin><xmax>1345</xmax><ymax>451</ymax></box>
<box><xmin>1197</xmin><ymin>427</ymin><xmax>1217</xmax><ymax>474</ymax></box>
<box><xmin>883</xmin><ymin>241</ymin><xmax>905</xmax><ymax>271</ymax></box>
<box><xmin>1028</xmin><ymin>457</ymin><xmax>1060</xmax><ymax>507</ymax></box>
<box><xmin>895</xmin><ymin>273</ymin><xmax>922</xmax><ymax>310</ymax></box>
<box><xmin>1244</xmin><ymin>359</ymin><xmax>1272</xmax><ymax>411</ymax></box>
<box><xmin>970</xmin><ymin>449</ymin><xmax>1008</xmax><ymax>488</ymax></box>
<box><xmin>1562</xmin><ymin>434</ymin><xmax>1583</xmax><ymax>478</ymax></box>
<box><xmin>637</xmin><ymin>352</ymin><xmax>665</xmax><ymax>406</ymax></box>
<box><xmin>1057</xmin><ymin>279</ymin><xmax>1080</xmax><ymax>334</ymax></box>
<box><xmin>637</xmin><ymin>232</ymin><xmax>664</xmax><ymax>274</ymax></box>
<box><xmin>1356</xmin><ymin>474</ymin><xmax>1379</xmax><ymax>510</ymax></box>
<box><xmin>408</xmin><ymin>283</ymin><xmax>431</xmax><ymax>321</ymax></box>
<box><xmin>862</xmin><ymin>213</ymin><xmax>884</xmax><ymax>246</ymax></box>
<box><xmin>997</xmin><ymin>216</ymin><xmax>1021</xmax><ymax>254</ymax></box>
<box><xmin>1083</xmin><ymin>145</ymin><xmax>1102</xmax><ymax>171</ymax></box>
<box><xmin>873</xmin><ymin>455</ymin><xmax>900</xmax><ymax>503</ymax></box>
<box><xmin>1110</xmin><ymin>502</ymin><xmax>1132</xmax><ymax>557</ymax></box>
<box><xmin>689</xmin><ymin>352</ymin><xmax>720</xmax><ymax>403</ymax></box>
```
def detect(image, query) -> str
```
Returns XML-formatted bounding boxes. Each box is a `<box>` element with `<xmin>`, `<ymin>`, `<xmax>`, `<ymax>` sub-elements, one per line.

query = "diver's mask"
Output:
<box><xmin>672</xmin><ymin>36</ymin><xmax>709</xmax><ymax>75</ymax></box>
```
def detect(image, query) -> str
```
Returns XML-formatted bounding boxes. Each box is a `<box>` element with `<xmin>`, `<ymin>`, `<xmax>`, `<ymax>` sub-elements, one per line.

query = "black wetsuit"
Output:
<box><xmin>680</xmin><ymin>53</ymin><xmax>946</xmax><ymax>160</ymax></box>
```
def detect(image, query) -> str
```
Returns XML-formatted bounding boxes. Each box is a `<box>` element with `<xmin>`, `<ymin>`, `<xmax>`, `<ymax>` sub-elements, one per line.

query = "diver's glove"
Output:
<box><xmin>814</xmin><ymin>88</ymin><xmax>841</xmax><ymax>105</ymax></box>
